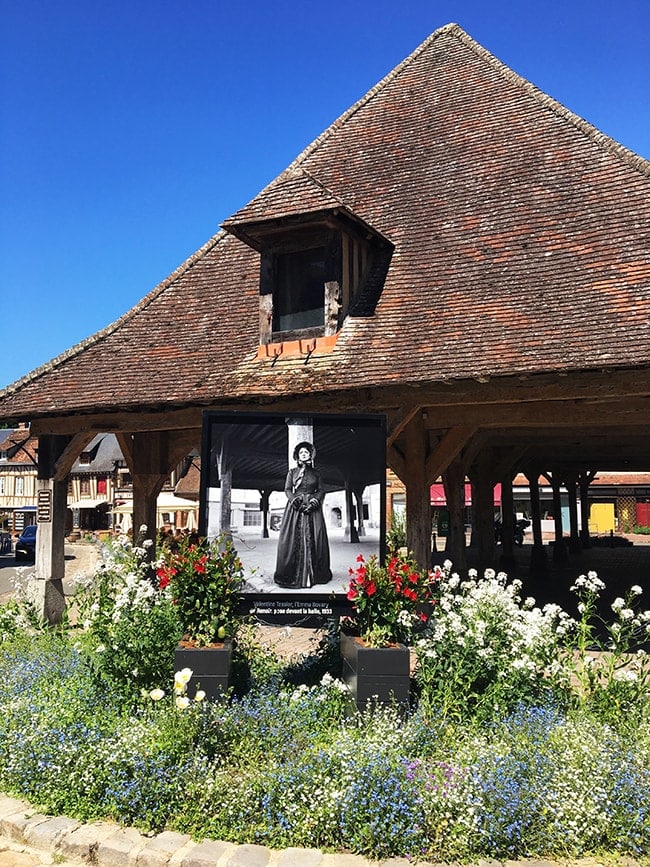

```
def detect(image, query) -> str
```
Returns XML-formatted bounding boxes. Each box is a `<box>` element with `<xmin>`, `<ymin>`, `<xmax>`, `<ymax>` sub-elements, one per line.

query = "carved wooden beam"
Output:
<box><xmin>52</xmin><ymin>432</ymin><xmax>96</xmax><ymax>481</ymax></box>
<box><xmin>425</xmin><ymin>426</ymin><xmax>478</xmax><ymax>483</ymax></box>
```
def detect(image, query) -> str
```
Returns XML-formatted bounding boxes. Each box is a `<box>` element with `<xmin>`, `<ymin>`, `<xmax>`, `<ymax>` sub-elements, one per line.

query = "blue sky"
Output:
<box><xmin>1</xmin><ymin>0</ymin><xmax>649</xmax><ymax>390</ymax></box>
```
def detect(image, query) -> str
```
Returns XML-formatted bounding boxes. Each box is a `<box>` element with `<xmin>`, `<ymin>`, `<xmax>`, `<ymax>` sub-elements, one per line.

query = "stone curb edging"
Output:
<box><xmin>1</xmin><ymin>794</ymin><xmax>647</xmax><ymax>867</ymax></box>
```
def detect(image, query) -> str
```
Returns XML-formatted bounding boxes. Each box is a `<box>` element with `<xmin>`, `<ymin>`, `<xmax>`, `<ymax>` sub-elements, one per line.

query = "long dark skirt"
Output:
<box><xmin>274</xmin><ymin>504</ymin><xmax>332</xmax><ymax>588</ymax></box>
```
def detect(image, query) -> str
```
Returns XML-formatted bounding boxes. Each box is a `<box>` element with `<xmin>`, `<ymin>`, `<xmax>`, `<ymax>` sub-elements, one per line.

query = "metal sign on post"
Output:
<box><xmin>37</xmin><ymin>489</ymin><xmax>52</xmax><ymax>523</ymax></box>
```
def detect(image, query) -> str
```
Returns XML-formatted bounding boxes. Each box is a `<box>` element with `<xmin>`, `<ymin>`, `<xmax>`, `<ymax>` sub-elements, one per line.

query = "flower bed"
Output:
<box><xmin>0</xmin><ymin>538</ymin><xmax>648</xmax><ymax>861</ymax></box>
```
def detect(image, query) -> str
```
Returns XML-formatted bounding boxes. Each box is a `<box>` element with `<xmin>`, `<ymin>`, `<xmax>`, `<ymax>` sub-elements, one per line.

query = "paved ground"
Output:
<box><xmin>0</xmin><ymin>794</ymin><xmax>647</xmax><ymax>867</ymax></box>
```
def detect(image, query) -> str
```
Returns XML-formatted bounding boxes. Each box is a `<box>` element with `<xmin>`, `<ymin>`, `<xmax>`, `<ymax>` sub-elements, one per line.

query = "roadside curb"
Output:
<box><xmin>0</xmin><ymin>795</ymin><xmax>647</xmax><ymax>867</ymax></box>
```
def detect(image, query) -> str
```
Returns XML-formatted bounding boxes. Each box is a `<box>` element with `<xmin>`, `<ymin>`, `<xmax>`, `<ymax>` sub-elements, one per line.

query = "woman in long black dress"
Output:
<box><xmin>273</xmin><ymin>441</ymin><xmax>332</xmax><ymax>588</ymax></box>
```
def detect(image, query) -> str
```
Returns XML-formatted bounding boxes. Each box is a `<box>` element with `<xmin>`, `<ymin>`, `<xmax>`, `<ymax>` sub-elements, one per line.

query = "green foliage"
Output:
<box><xmin>73</xmin><ymin>534</ymin><xmax>182</xmax><ymax>703</ymax></box>
<box><xmin>413</xmin><ymin>564</ymin><xmax>574</xmax><ymax>721</ymax></box>
<box><xmin>386</xmin><ymin>509</ymin><xmax>407</xmax><ymax>554</ymax></box>
<box><xmin>1</xmin><ymin>542</ymin><xmax>650</xmax><ymax>860</ymax></box>
<box><xmin>156</xmin><ymin>534</ymin><xmax>244</xmax><ymax>646</ymax></box>
<box><xmin>0</xmin><ymin>598</ymin><xmax>31</xmax><ymax>644</ymax></box>
<box><xmin>565</xmin><ymin>573</ymin><xmax>650</xmax><ymax>730</ymax></box>
<box><xmin>344</xmin><ymin>551</ymin><xmax>438</xmax><ymax>647</ymax></box>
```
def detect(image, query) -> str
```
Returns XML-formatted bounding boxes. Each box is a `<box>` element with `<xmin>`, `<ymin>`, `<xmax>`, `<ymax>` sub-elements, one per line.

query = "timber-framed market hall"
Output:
<box><xmin>0</xmin><ymin>24</ymin><xmax>649</xmax><ymax>621</ymax></box>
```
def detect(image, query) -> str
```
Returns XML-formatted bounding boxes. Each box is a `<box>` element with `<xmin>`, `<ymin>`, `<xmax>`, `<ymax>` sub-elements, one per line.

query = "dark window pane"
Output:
<box><xmin>274</xmin><ymin>247</ymin><xmax>326</xmax><ymax>332</ymax></box>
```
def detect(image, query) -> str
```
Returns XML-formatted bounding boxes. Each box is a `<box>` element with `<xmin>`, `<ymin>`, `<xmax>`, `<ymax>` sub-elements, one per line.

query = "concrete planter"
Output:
<box><xmin>174</xmin><ymin>639</ymin><xmax>233</xmax><ymax>700</ymax></box>
<box><xmin>340</xmin><ymin>631</ymin><xmax>410</xmax><ymax>710</ymax></box>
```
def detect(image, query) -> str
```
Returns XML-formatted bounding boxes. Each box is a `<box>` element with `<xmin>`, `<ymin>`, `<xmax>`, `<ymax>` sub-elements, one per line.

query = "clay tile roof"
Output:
<box><xmin>0</xmin><ymin>428</ymin><xmax>38</xmax><ymax>464</ymax></box>
<box><xmin>0</xmin><ymin>22</ymin><xmax>649</xmax><ymax>422</ymax></box>
<box><xmin>223</xmin><ymin>168</ymin><xmax>348</xmax><ymax>230</ymax></box>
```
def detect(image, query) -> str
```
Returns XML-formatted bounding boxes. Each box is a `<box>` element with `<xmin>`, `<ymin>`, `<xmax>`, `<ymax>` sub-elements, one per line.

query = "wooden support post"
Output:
<box><xmin>579</xmin><ymin>470</ymin><xmax>597</xmax><ymax>549</ymax></box>
<box><xmin>404</xmin><ymin>414</ymin><xmax>431</xmax><ymax>569</ymax></box>
<box><xmin>442</xmin><ymin>459</ymin><xmax>467</xmax><ymax>573</ymax></box>
<box><xmin>546</xmin><ymin>470</ymin><xmax>568</xmax><ymax>563</ymax></box>
<box><xmin>129</xmin><ymin>432</ymin><xmax>171</xmax><ymax>553</ymax></box>
<box><xmin>498</xmin><ymin>472</ymin><xmax>516</xmax><ymax>572</ymax></box>
<box><xmin>564</xmin><ymin>470</ymin><xmax>582</xmax><ymax>554</ymax></box>
<box><xmin>33</xmin><ymin>434</ymin><xmax>72</xmax><ymax>625</ymax></box>
<box><xmin>469</xmin><ymin>456</ymin><xmax>496</xmax><ymax>572</ymax></box>
<box><xmin>526</xmin><ymin>468</ymin><xmax>548</xmax><ymax>576</ymax></box>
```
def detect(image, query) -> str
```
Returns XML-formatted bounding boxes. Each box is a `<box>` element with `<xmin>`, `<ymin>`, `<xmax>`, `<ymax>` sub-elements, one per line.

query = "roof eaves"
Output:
<box><xmin>0</xmin><ymin>230</ymin><xmax>229</xmax><ymax>401</ymax></box>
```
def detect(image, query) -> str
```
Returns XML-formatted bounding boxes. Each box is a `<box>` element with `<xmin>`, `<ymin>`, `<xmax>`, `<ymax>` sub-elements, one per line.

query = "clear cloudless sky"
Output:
<box><xmin>1</xmin><ymin>0</ymin><xmax>649</xmax><ymax>390</ymax></box>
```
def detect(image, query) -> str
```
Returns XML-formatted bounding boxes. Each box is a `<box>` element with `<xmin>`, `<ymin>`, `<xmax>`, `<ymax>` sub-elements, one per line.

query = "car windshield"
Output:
<box><xmin>22</xmin><ymin>526</ymin><xmax>36</xmax><ymax>537</ymax></box>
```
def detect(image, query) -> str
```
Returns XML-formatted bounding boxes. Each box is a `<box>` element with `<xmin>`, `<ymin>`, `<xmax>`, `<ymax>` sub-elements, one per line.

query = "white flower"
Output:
<box><xmin>194</xmin><ymin>690</ymin><xmax>206</xmax><ymax>702</ymax></box>
<box><xmin>619</xmin><ymin>608</ymin><xmax>635</xmax><ymax>621</ymax></box>
<box><xmin>174</xmin><ymin>667</ymin><xmax>193</xmax><ymax>693</ymax></box>
<box><xmin>175</xmin><ymin>696</ymin><xmax>191</xmax><ymax>710</ymax></box>
<box><xmin>611</xmin><ymin>597</ymin><xmax>625</xmax><ymax>612</ymax></box>
<box><xmin>630</xmin><ymin>585</ymin><xmax>643</xmax><ymax>595</ymax></box>
<box><xmin>613</xmin><ymin>669</ymin><xmax>638</xmax><ymax>683</ymax></box>
<box><xmin>95</xmin><ymin>644</ymin><xmax>106</xmax><ymax>653</ymax></box>
<box><xmin>149</xmin><ymin>688</ymin><xmax>165</xmax><ymax>701</ymax></box>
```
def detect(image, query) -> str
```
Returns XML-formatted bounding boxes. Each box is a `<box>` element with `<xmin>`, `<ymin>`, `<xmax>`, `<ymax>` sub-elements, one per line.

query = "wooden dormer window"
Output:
<box><xmin>223</xmin><ymin>207</ymin><xmax>392</xmax><ymax>346</ymax></box>
<box><xmin>256</xmin><ymin>215</ymin><xmax>383</xmax><ymax>345</ymax></box>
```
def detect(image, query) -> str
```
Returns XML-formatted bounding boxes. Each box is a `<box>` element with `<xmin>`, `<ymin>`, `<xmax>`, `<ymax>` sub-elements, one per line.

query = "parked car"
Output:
<box><xmin>15</xmin><ymin>524</ymin><xmax>37</xmax><ymax>561</ymax></box>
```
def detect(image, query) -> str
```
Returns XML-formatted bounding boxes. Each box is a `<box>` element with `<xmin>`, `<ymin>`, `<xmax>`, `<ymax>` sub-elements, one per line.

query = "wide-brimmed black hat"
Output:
<box><xmin>293</xmin><ymin>441</ymin><xmax>316</xmax><ymax>461</ymax></box>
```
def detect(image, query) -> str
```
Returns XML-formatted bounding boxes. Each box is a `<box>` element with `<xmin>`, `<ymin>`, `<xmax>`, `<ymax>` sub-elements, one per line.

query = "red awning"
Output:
<box><xmin>430</xmin><ymin>483</ymin><xmax>501</xmax><ymax>507</ymax></box>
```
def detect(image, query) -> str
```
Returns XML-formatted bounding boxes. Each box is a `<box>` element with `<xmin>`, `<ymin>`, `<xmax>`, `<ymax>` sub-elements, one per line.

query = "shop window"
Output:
<box><xmin>15</xmin><ymin>477</ymin><xmax>24</xmax><ymax>496</ymax></box>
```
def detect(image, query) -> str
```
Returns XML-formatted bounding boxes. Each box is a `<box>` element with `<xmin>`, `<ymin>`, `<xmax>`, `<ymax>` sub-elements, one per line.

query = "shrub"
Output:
<box><xmin>73</xmin><ymin>533</ymin><xmax>182</xmax><ymax>703</ymax></box>
<box><xmin>413</xmin><ymin>563</ymin><xmax>574</xmax><ymax>721</ymax></box>
<box><xmin>156</xmin><ymin>534</ymin><xmax>244</xmax><ymax>646</ymax></box>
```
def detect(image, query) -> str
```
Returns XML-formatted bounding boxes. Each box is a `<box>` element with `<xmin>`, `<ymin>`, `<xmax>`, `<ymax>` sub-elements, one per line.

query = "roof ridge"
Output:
<box><xmin>242</xmin><ymin>23</ymin><xmax>462</xmax><ymax>205</ymax></box>
<box><xmin>231</xmin><ymin>21</ymin><xmax>649</xmax><ymax>217</ymax></box>
<box><xmin>0</xmin><ymin>230</ymin><xmax>228</xmax><ymax>402</ymax></box>
<box><xmin>452</xmin><ymin>26</ymin><xmax>650</xmax><ymax>179</ymax></box>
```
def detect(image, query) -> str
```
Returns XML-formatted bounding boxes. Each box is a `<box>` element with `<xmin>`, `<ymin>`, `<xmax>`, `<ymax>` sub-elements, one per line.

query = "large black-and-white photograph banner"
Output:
<box><xmin>199</xmin><ymin>411</ymin><xmax>386</xmax><ymax>622</ymax></box>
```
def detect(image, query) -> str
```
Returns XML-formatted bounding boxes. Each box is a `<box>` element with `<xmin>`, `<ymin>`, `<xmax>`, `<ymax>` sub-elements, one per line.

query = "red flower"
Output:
<box><xmin>365</xmin><ymin>581</ymin><xmax>377</xmax><ymax>596</ymax></box>
<box><xmin>356</xmin><ymin>554</ymin><xmax>365</xmax><ymax>562</ymax></box>
<box><xmin>347</xmin><ymin>587</ymin><xmax>358</xmax><ymax>601</ymax></box>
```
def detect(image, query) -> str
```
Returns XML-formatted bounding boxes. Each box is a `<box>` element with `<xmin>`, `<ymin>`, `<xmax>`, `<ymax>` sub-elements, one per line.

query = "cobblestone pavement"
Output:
<box><xmin>0</xmin><ymin>795</ymin><xmax>647</xmax><ymax>867</ymax></box>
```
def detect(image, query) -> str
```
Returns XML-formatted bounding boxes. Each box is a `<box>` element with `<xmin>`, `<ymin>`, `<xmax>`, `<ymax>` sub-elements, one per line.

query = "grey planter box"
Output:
<box><xmin>340</xmin><ymin>631</ymin><xmax>410</xmax><ymax>710</ymax></box>
<box><xmin>174</xmin><ymin>639</ymin><xmax>232</xmax><ymax>700</ymax></box>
